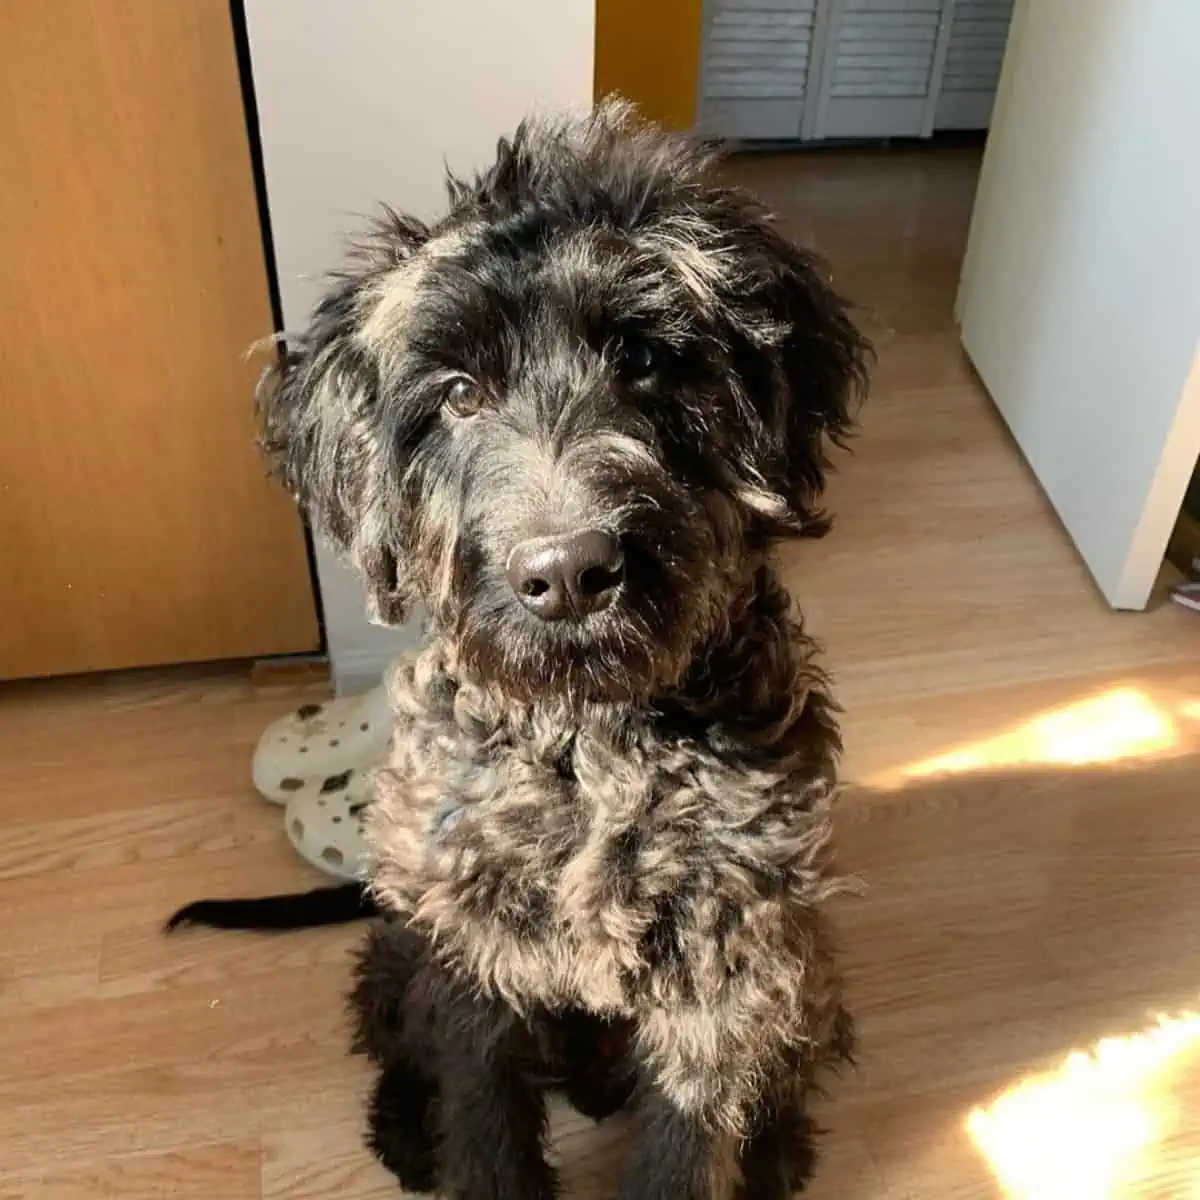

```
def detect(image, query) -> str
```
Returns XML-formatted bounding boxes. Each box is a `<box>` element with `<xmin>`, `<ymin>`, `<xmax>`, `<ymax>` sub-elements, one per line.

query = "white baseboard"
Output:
<box><xmin>331</xmin><ymin>630</ymin><xmax>427</xmax><ymax>696</ymax></box>
<box><xmin>331</xmin><ymin>650</ymin><xmax>394</xmax><ymax>697</ymax></box>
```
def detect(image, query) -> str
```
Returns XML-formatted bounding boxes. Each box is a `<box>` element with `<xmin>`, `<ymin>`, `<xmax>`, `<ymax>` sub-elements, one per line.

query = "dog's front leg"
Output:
<box><xmin>616</xmin><ymin>994</ymin><xmax>807</xmax><ymax>1200</ymax></box>
<box><xmin>617</xmin><ymin>1089</ymin><xmax>741</xmax><ymax>1200</ymax></box>
<box><xmin>435</xmin><ymin>1000</ymin><xmax>558</xmax><ymax>1200</ymax></box>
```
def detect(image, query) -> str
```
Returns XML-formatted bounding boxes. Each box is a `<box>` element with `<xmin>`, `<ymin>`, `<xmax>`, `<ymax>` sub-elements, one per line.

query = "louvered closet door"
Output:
<box><xmin>934</xmin><ymin>0</ymin><xmax>1014</xmax><ymax>130</ymax></box>
<box><xmin>696</xmin><ymin>0</ymin><xmax>820</xmax><ymax>140</ymax></box>
<box><xmin>816</xmin><ymin>0</ymin><xmax>945</xmax><ymax>139</ymax></box>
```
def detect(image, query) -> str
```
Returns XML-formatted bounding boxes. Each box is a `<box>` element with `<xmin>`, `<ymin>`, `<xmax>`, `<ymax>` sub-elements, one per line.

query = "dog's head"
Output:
<box><xmin>262</xmin><ymin>101</ymin><xmax>870</xmax><ymax>704</ymax></box>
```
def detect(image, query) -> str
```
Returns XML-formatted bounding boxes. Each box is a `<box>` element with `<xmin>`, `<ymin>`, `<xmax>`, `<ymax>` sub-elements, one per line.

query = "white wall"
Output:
<box><xmin>244</xmin><ymin>0</ymin><xmax>595</xmax><ymax>691</ymax></box>
<box><xmin>957</xmin><ymin>0</ymin><xmax>1200</xmax><ymax>609</ymax></box>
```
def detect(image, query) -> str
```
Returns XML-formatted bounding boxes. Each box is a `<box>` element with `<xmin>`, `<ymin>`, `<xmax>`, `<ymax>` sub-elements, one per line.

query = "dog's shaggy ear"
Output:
<box><xmin>257</xmin><ymin>209</ymin><xmax>430</xmax><ymax>625</ymax></box>
<box><xmin>745</xmin><ymin>233</ymin><xmax>871</xmax><ymax>537</ymax></box>
<box><xmin>711</xmin><ymin>202</ymin><xmax>872</xmax><ymax>539</ymax></box>
<box><xmin>645</xmin><ymin>181</ymin><xmax>872</xmax><ymax>540</ymax></box>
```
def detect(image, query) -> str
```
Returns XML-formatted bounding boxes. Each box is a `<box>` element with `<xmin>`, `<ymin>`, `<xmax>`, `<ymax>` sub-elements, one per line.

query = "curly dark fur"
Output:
<box><xmin>175</xmin><ymin>101</ymin><xmax>871</xmax><ymax>1198</ymax></box>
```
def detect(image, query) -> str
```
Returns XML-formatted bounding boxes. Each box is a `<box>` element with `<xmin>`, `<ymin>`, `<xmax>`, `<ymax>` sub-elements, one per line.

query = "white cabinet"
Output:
<box><xmin>956</xmin><ymin>0</ymin><xmax>1200</xmax><ymax>610</ymax></box>
<box><xmin>697</xmin><ymin>0</ymin><xmax>1014</xmax><ymax>142</ymax></box>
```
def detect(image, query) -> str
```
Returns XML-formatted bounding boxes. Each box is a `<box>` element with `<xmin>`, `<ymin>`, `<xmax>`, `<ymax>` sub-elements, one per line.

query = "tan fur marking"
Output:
<box><xmin>358</xmin><ymin>227</ymin><xmax>476</xmax><ymax>353</ymax></box>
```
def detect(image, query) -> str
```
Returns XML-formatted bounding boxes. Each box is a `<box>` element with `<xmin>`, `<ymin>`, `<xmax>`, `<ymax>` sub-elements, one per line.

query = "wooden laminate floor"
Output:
<box><xmin>2</xmin><ymin>146</ymin><xmax>1199</xmax><ymax>1198</ymax></box>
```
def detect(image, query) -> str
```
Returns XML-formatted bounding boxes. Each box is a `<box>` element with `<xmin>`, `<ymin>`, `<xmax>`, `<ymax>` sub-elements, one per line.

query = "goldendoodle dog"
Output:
<box><xmin>169</xmin><ymin>100</ymin><xmax>871</xmax><ymax>1199</ymax></box>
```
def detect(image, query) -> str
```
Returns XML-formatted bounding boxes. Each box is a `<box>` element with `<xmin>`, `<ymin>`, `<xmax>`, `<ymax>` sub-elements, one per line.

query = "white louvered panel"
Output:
<box><xmin>831</xmin><ymin>5</ymin><xmax>940</xmax><ymax>99</ymax></box>
<box><xmin>697</xmin><ymin>0</ymin><xmax>819</xmax><ymax>140</ymax></box>
<box><xmin>934</xmin><ymin>0</ymin><xmax>1015</xmax><ymax>130</ymax></box>
<box><xmin>818</xmin><ymin>0</ymin><xmax>944</xmax><ymax>139</ymax></box>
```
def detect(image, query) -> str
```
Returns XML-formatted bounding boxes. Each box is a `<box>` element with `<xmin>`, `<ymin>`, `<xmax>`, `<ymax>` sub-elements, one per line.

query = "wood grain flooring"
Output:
<box><xmin>2</xmin><ymin>146</ymin><xmax>1199</xmax><ymax>1198</ymax></box>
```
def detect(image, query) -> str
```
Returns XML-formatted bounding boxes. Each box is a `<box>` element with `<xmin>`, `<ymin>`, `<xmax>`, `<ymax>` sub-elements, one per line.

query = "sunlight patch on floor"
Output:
<box><xmin>967</xmin><ymin>1010</ymin><xmax>1200</xmax><ymax>1199</ymax></box>
<box><xmin>888</xmin><ymin>688</ymin><xmax>1184</xmax><ymax>783</ymax></box>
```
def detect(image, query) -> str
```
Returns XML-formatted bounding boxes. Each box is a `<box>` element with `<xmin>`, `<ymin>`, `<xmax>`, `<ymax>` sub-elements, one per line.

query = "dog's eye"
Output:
<box><xmin>617</xmin><ymin>337</ymin><xmax>659</xmax><ymax>382</ymax></box>
<box><xmin>443</xmin><ymin>376</ymin><xmax>488</xmax><ymax>419</ymax></box>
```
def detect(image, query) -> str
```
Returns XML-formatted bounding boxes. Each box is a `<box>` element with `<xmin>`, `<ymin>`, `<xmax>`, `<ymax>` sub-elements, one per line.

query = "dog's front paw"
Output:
<box><xmin>368</xmin><ymin>1062</ymin><xmax>439</xmax><ymax>1193</ymax></box>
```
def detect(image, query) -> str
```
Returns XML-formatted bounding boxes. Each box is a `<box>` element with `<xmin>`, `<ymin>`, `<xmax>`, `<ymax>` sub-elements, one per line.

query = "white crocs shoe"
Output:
<box><xmin>283</xmin><ymin>769</ymin><xmax>374</xmax><ymax>881</ymax></box>
<box><xmin>253</xmin><ymin>685</ymin><xmax>392</xmax><ymax>804</ymax></box>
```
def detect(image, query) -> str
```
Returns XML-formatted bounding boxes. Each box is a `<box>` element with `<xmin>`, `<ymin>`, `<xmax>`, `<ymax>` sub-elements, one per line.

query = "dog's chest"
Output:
<box><xmin>367</xmin><ymin>708</ymin><xmax>769</xmax><ymax>1013</ymax></box>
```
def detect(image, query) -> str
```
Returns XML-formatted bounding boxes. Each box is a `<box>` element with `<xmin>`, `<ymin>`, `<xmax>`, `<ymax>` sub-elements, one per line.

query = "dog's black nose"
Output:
<box><xmin>506</xmin><ymin>530</ymin><xmax>624</xmax><ymax>621</ymax></box>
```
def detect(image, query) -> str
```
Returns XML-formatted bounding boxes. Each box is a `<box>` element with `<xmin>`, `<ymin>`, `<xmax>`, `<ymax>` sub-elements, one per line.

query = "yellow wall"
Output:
<box><xmin>594</xmin><ymin>0</ymin><xmax>703</xmax><ymax>131</ymax></box>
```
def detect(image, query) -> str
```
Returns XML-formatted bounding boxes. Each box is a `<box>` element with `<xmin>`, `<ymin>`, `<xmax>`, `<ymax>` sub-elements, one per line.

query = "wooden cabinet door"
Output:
<box><xmin>0</xmin><ymin>1</ymin><xmax>320</xmax><ymax>679</ymax></box>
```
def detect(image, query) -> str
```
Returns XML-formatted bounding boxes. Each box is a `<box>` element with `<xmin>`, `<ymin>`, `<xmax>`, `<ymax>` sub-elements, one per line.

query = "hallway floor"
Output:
<box><xmin>2</xmin><ymin>146</ymin><xmax>1198</xmax><ymax>1198</ymax></box>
